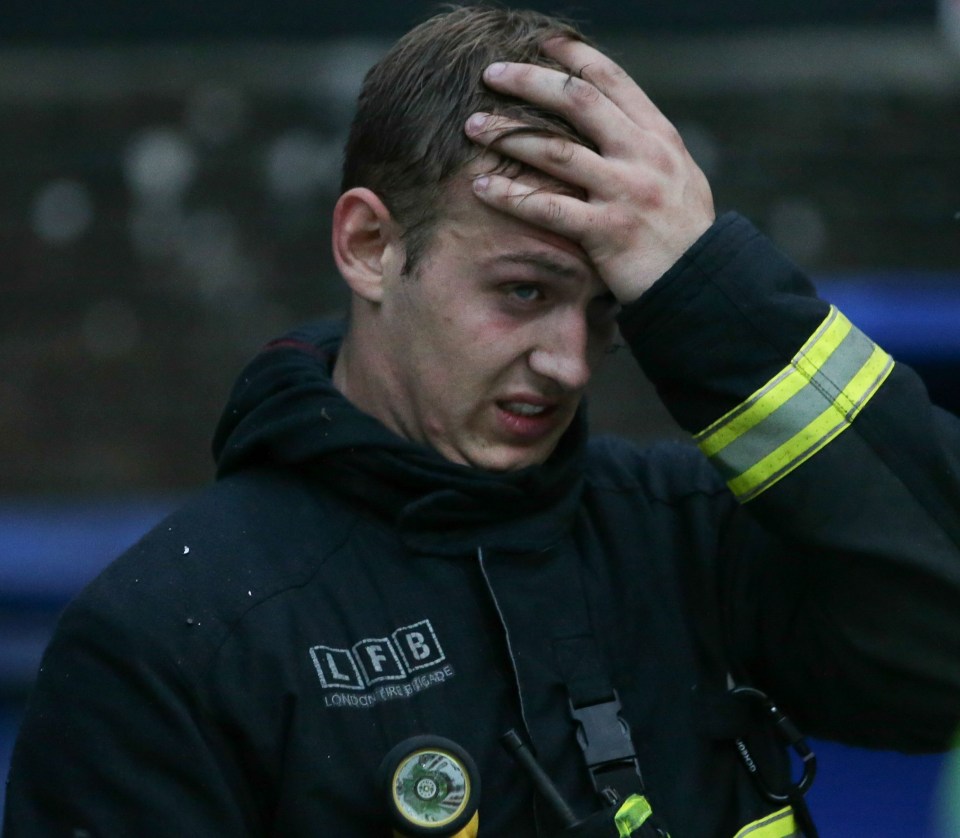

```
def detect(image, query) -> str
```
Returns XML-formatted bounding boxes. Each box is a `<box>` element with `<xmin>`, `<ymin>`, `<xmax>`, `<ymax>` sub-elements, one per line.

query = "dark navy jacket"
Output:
<box><xmin>6</xmin><ymin>214</ymin><xmax>960</xmax><ymax>836</ymax></box>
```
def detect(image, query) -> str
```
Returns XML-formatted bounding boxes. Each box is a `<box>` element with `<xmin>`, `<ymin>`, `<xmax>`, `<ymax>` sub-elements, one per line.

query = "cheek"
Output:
<box><xmin>422</xmin><ymin>328</ymin><xmax>522</xmax><ymax>415</ymax></box>
<box><xmin>397</xmin><ymin>288</ymin><xmax>531</xmax><ymax>397</ymax></box>
<box><xmin>437</xmin><ymin>310</ymin><xmax>519</xmax><ymax>368</ymax></box>
<box><xmin>463</xmin><ymin>324</ymin><xmax>531</xmax><ymax>383</ymax></box>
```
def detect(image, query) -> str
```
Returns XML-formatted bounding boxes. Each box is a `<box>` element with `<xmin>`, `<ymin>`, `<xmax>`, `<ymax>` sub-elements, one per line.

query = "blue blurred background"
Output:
<box><xmin>2</xmin><ymin>0</ymin><xmax>959</xmax><ymax>832</ymax></box>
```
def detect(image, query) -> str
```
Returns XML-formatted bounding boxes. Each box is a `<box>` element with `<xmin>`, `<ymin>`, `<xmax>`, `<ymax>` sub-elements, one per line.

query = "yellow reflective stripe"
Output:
<box><xmin>697</xmin><ymin>308</ymin><xmax>850</xmax><ymax>457</ymax></box>
<box><xmin>727</xmin><ymin>344</ymin><xmax>893</xmax><ymax>501</ymax></box>
<box><xmin>732</xmin><ymin>805</ymin><xmax>800</xmax><ymax>838</ymax></box>
<box><xmin>836</xmin><ymin>341</ymin><xmax>894</xmax><ymax>418</ymax></box>
<box><xmin>695</xmin><ymin>306</ymin><xmax>894</xmax><ymax>502</ymax></box>
<box><xmin>615</xmin><ymin>794</ymin><xmax>654</xmax><ymax>837</ymax></box>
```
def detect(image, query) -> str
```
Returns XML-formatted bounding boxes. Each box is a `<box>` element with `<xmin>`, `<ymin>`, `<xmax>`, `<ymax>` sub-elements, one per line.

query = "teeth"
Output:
<box><xmin>503</xmin><ymin>402</ymin><xmax>547</xmax><ymax>416</ymax></box>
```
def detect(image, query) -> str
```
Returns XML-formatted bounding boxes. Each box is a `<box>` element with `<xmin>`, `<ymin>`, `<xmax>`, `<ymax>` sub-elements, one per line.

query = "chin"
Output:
<box><xmin>468</xmin><ymin>446</ymin><xmax>553</xmax><ymax>473</ymax></box>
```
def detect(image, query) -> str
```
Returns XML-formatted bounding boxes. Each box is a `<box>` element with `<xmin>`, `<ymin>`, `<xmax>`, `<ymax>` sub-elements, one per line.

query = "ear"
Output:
<box><xmin>332</xmin><ymin>187</ymin><xmax>402</xmax><ymax>303</ymax></box>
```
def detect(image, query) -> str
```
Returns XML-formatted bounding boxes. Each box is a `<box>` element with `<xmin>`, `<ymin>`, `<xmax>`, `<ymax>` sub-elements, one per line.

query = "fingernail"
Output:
<box><xmin>473</xmin><ymin>176</ymin><xmax>490</xmax><ymax>193</ymax></box>
<box><xmin>485</xmin><ymin>62</ymin><xmax>507</xmax><ymax>79</ymax></box>
<box><xmin>466</xmin><ymin>112</ymin><xmax>487</xmax><ymax>132</ymax></box>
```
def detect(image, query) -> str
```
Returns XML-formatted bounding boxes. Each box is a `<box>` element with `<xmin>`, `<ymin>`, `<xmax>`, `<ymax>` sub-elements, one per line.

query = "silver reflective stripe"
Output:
<box><xmin>696</xmin><ymin>306</ymin><xmax>894</xmax><ymax>502</ymax></box>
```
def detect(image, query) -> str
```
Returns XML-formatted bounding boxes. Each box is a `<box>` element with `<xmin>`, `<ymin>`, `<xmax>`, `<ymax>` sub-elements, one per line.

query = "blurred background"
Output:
<box><xmin>2</xmin><ymin>0</ymin><xmax>959</xmax><ymax>832</ymax></box>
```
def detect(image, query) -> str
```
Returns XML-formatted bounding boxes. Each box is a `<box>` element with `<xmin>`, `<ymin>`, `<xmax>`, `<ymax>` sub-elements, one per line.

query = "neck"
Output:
<box><xmin>331</xmin><ymin>333</ymin><xmax>352</xmax><ymax>398</ymax></box>
<box><xmin>332</xmin><ymin>308</ymin><xmax>407</xmax><ymax>441</ymax></box>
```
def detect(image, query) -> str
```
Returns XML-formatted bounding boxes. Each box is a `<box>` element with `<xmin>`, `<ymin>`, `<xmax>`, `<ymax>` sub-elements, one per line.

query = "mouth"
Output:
<box><xmin>499</xmin><ymin>400</ymin><xmax>552</xmax><ymax>417</ymax></box>
<box><xmin>495</xmin><ymin>397</ymin><xmax>562</xmax><ymax>441</ymax></box>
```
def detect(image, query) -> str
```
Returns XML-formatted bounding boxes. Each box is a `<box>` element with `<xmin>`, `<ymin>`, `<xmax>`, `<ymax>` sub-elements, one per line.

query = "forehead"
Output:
<box><xmin>427</xmin><ymin>155</ymin><xmax>593</xmax><ymax>272</ymax></box>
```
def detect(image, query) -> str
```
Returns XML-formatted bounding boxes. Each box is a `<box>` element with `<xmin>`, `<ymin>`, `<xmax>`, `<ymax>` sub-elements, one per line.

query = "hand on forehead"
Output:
<box><xmin>464</xmin><ymin>145</ymin><xmax>587</xmax><ymax>201</ymax></box>
<box><xmin>463</xmin><ymin>36</ymin><xmax>715</xmax><ymax>303</ymax></box>
<box><xmin>485</xmin><ymin>38</ymin><xmax>671</xmax><ymax>139</ymax></box>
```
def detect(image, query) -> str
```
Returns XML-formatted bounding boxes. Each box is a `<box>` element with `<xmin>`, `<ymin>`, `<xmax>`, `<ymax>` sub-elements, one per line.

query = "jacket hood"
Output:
<box><xmin>212</xmin><ymin>321</ymin><xmax>587</xmax><ymax>554</ymax></box>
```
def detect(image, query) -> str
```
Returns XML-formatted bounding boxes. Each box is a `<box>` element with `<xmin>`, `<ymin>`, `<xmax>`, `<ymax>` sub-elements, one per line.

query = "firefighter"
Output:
<box><xmin>6</xmin><ymin>7</ymin><xmax>960</xmax><ymax>837</ymax></box>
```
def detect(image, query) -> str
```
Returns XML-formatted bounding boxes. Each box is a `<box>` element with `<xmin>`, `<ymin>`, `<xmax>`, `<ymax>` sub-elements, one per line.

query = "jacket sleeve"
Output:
<box><xmin>619</xmin><ymin>212</ymin><xmax>960</xmax><ymax>751</ymax></box>
<box><xmin>2</xmin><ymin>595</ymin><xmax>258</xmax><ymax>837</ymax></box>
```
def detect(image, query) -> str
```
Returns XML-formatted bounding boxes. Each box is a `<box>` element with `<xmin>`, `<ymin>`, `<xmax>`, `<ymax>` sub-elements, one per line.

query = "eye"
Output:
<box><xmin>506</xmin><ymin>283</ymin><xmax>543</xmax><ymax>303</ymax></box>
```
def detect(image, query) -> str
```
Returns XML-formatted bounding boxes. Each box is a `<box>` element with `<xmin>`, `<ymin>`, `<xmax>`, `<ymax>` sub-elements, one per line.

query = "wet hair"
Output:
<box><xmin>340</xmin><ymin>4</ymin><xmax>593</xmax><ymax>271</ymax></box>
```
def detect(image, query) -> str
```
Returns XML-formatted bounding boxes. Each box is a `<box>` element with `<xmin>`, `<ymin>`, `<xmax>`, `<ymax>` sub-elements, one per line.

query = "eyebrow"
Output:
<box><xmin>489</xmin><ymin>252</ymin><xmax>583</xmax><ymax>280</ymax></box>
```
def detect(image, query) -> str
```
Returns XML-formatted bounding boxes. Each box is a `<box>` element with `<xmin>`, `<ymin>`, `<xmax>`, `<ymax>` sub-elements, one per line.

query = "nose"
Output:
<box><xmin>527</xmin><ymin>310</ymin><xmax>593</xmax><ymax>392</ymax></box>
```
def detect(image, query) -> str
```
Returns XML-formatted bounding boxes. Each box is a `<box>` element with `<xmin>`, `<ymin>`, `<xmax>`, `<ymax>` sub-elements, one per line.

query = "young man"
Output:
<box><xmin>5</xmin><ymin>7</ymin><xmax>960</xmax><ymax>837</ymax></box>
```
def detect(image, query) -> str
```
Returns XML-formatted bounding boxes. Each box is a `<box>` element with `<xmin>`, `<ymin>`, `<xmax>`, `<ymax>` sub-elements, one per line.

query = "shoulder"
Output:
<box><xmin>60</xmin><ymin>467</ymin><xmax>358</xmax><ymax>672</ymax></box>
<box><xmin>585</xmin><ymin>435</ymin><xmax>729</xmax><ymax>504</ymax></box>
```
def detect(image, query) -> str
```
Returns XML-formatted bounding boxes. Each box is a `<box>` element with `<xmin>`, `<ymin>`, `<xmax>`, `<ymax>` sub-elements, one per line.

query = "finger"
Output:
<box><xmin>463</xmin><ymin>112</ymin><xmax>530</xmax><ymax>146</ymax></box>
<box><xmin>464</xmin><ymin>113</ymin><xmax>610</xmax><ymax>193</ymax></box>
<box><xmin>467</xmin><ymin>110</ymin><xmax>686</xmax><ymax>199</ymax></box>
<box><xmin>471</xmin><ymin>173</ymin><xmax>591</xmax><ymax>242</ymax></box>
<box><xmin>540</xmin><ymin>37</ymin><xmax>672</xmax><ymax>132</ymax></box>
<box><xmin>482</xmin><ymin>60</ymin><xmax>633</xmax><ymax>153</ymax></box>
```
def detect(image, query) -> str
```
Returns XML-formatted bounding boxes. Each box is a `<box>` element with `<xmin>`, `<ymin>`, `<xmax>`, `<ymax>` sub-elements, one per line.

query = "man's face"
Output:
<box><xmin>365</xmin><ymin>171</ymin><xmax>619</xmax><ymax>472</ymax></box>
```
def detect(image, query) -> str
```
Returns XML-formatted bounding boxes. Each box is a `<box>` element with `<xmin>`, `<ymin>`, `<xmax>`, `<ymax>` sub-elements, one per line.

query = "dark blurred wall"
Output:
<box><xmin>1</xmin><ymin>25</ymin><xmax>959</xmax><ymax>494</ymax></box>
<box><xmin>0</xmin><ymin>0</ymin><xmax>939</xmax><ymax>43</ymax></box>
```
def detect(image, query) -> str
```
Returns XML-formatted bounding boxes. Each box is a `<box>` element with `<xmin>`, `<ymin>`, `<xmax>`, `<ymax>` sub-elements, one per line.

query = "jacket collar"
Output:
<box><xmin>213</xmin><ymin>321</ymin><xmax>586</xmax><ymax>556</ymax></box>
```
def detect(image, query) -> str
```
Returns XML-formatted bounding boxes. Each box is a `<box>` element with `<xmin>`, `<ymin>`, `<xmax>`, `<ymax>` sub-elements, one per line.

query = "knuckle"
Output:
<box><xmin>608</xmin><ymin>63</ymin><xmax>630</xmax><ymax>82</ymax></box>
<box><xmin>583</xmin><ymin>60</ymin><xmax>628</xmax><ymax>92</ymax></box>
<box><xmin>664</xmin><ymin>124</ymin><xmax>686</xmax><ymax>151</ymax></box>
<box><xmin>651</xmin><ymin>146</ymin><xmax>676</xmax><ymax>174</ymax></box>
<box><xmin>542</xmin><ymin>196</ymin><xmax>565</xmax><ymax>224</ymax></box>
<box><xmin>606</xmin><ymin>210</ymin><xmax>634</xmax><ymax>238</ymax></box>
<box><xmin>642</xmin><ymin>185</ymin><xmax>666</xmax><ymax>210</ymax></box>
<box><xmin>566</xmin><ymin>76</ymin><xmax>602</xmax><ymax>107</ymax></box>
<box><xmin>624</xmin><ymin>177</ymin><xmax>664</xmax><ymax>210</ymax></box>
<box><xmin>639</xmin><ymin>132</ymin><xmax>679</xmax><ymax>174</ymax></box>
<box><xmin>545</xmin><ymin>138</ymin><xmax>577</xmax><ymax>167</ymax></box>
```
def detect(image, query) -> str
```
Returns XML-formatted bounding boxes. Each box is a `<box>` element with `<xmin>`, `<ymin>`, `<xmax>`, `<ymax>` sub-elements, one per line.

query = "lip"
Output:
<box><xmin>494</xmin><ymin>395</ymin><xmax>561</xmax><ymax>441</ymax></box>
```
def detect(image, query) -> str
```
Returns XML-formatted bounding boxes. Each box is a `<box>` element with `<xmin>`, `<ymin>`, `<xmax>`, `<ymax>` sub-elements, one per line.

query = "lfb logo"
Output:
<box><xmin>309</xmin><ymin>619</ymin><xmax>446</xmax><ymax>690</ymax></box>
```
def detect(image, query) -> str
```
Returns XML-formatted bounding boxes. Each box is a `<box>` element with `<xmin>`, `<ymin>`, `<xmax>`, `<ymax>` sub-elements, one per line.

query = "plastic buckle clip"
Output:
<box><xmin>569</xmin><ymin>691</ymin><xmax>643</xmax><ymax>805</ymax></box>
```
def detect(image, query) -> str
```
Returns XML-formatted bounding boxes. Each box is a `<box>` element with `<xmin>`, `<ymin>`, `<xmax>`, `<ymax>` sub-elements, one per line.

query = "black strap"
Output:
<box><xmin>555</xmin><ymin>635</ymin><xmax>646</xmax><ymax>805</ymax></box>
